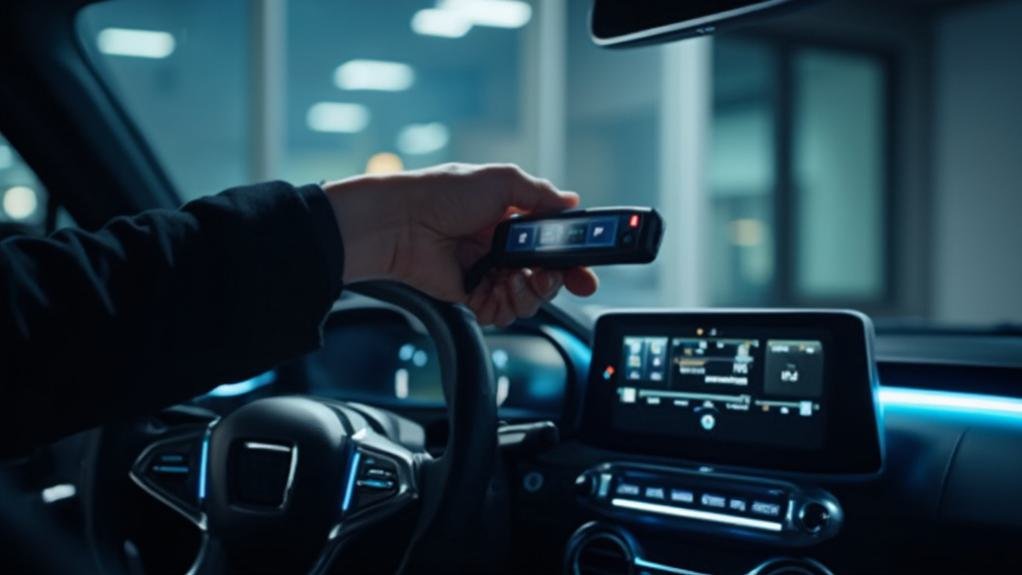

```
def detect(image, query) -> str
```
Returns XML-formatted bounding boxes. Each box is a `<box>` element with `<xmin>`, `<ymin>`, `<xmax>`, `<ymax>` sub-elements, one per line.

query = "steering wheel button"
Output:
<box><xmin>365</xmin><ymin>467</ymin><xmax>395</xmax><ymax>479</ymax></box>
<box><xmin>357</xmin><ymin>478</ymin><xmax>396</xmax><ymax>491</ymax></box>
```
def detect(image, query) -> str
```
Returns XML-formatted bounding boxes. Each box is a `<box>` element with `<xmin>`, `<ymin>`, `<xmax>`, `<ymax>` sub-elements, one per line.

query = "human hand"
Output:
<box><xmin>323</xmin><ymin>163</ymin><xmax>599</xmax><ymax>326</ymax></box>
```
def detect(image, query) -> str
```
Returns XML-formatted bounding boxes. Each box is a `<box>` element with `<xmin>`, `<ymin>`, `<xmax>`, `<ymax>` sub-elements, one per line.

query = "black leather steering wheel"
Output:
<box><xmin>81</xmin><ymin>282</ymin><xmax>498</xmax><ymax>574</ymax></box>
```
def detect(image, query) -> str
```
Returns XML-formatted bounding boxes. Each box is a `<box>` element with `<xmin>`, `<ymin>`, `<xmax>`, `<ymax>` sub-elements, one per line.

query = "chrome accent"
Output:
<box><xmin>611</xmin><ymin>497</ymin><xmax>784</xmax><ymax>532</ymax></box>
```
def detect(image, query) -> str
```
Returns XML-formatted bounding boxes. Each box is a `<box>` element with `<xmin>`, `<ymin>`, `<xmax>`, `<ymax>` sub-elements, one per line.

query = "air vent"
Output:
<box><xmin>571</xmin><ymin>532</ymin><xmax>634</xmax><ymax>575</ymax></box>
<box><xmin>748</xmin><ymin>557</ymin><xmax>833</xmax><ymax>575</ymax></box>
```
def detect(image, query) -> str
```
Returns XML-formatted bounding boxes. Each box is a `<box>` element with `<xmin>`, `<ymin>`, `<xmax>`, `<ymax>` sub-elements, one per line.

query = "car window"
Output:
<box><xmin>75</xmin><ymin>0</ymin><xmax>1022</xmax><ymax>326</ymax></box>
<box><xmin>0</xmin><ymin>133</ymin><xmax>49</xmax><ymax>232</ymax></box>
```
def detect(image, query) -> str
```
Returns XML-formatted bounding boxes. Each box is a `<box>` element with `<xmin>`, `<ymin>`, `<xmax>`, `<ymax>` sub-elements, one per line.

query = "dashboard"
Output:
<box><xmin>295</xmin><ymin>306</ymin><xmax>574</xmax><ymax>420</ymax></box>
<box><xmin>188</xmin><ymin>300</ymin><xmax>1022</xmax><ymax>574</ymax></box>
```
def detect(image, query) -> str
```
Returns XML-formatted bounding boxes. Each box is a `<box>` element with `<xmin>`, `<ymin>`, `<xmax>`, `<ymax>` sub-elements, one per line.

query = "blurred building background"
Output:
<box><xmin>2</xmin><ymin>0</ymin><xmax>1019</xmax><ymax>327</ymax></box>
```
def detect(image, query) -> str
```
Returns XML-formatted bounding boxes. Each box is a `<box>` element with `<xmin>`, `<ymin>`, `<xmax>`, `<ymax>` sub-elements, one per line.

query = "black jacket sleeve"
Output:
<box><xmin>0</xmin><ymin>181</ymin><xmax>344</xmax><ymax>455</ymax></box>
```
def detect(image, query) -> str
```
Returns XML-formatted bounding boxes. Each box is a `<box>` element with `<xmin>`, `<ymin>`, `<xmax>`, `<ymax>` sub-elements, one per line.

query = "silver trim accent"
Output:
<box><xmin>635</xmin><ymin>556</ymin><xmax>709</xmax><ymax>575</ymax></box>
<box><xmin>128</xmin><ymin>421</ymin><xmax>218</xmax><ymax>531</ymax></box>
<box><xmin>611</xmin><ymin>497</ymin><xmax>783</xmax><ymax>532</ymax></box>
<box><xmin>237</xmin><ymin>440</ymin><xmax>299</xmax><ymax>510</ymax></box>
<box><xmin>591</xmin><ymin>0</ymin><xmax>794</xmax><ymax>47</ymax></box>
<box><xmin>243</xmin><ymin>441</ymin><xmax>292</xmax><ymax>453</ymax></box>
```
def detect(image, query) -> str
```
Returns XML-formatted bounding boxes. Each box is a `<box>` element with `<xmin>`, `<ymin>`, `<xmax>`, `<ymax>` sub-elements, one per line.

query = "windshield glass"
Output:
<box><xmin>76</xmin><ymin>0</ymin><xmax>1022</xmax><ymax>329</ymax></box>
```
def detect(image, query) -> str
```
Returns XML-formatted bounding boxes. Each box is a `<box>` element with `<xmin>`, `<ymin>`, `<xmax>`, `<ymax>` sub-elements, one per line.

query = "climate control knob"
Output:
<box><xmin>798</xmin><ymin>501</ymin><xmax>831</xmax><ymax>534</ymax></box>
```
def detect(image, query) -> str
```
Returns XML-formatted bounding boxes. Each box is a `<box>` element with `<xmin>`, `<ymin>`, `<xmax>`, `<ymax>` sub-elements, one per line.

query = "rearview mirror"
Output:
<box><xmin>590</xmin><ymin>0</ymin><xmax>809</xmax><ymax>48</ymax></box>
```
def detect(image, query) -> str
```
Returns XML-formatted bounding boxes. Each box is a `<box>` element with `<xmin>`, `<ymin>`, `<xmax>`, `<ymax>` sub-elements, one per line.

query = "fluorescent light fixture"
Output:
<box><xmin>41</xmin><ymin>484</ymin><xmax>77</xmax><ymax>504</ymax></box>
<box><xmin>611</xmin><ymin>498</ymin><xmax>784</xmax><ymax>532</ymax></box>
<box><xmin>3</xmin><ymin>185</ymin><xmax>38</xmax><ymax>221</ymax></box>
<box><xmin>880</xmin><ymin>387</ymin><xmax>1022</xmax><ymax>418</ymax></box>
<box><xmin>440</xmin><ymin>0</ymin><xmax>532</xmax><ymax>29</ymax></box>
<box><xmin>412</xmin><ymin>8</ymin><xmax>472</xmax><ymax>38</ymax></box>
<box><xmin>306</xmin><ymin>102</ymin><xmax>370</xmax><ymax>133</ymax></box>
<box><xmin>334</xmin><ymin>59</ymin><xmax>414</xmax><ymax>91</ymax></box>
<box><xmin>0</xmin><ymin>145</ymin><xmax>12</xmax><ymax>170</ymax></box>
<box><xmin>97</xmin><ymin>28</ymin><xmax>176</xmax><ymax>59</ymax></box>
<box><xmin>397</xmin><ymin>122</ymin><xmax>450</xmax><ymax>155</ymax></box>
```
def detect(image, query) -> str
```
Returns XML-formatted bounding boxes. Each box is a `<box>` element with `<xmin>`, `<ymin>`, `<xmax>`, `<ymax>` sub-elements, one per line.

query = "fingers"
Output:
<box><xmin>487</xmin><ymin>164</ymin><xmax>579</xmax><ymax>215</ymax></box>
<box><xmin>467</xmin><ymin>268</ymin><xmax>566</xmax><ymax>327</ymax></box>
<box><xmin>563</xmin><ymin>267</ymin><xmax>599</xmax><ymax>297</ymax></box>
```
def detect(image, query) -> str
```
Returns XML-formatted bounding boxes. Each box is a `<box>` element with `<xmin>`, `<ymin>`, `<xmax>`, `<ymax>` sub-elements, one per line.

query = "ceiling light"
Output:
<box><xmin>3</xmin><ymin>185</ymin><xmax>38</xmax><ymax>221</ymax></box>
<box><xmin>334</xmin><ymin>59</ymin><xmax>415</xmax><ymax>92</ymax></box>
<box><xmin>397</xmin><ymin>122</ymin><xmax>450</xmax><ymax>155</ymax></box>
<box><xmin>365</xmin><ymin>152</ymin><xmax>404</xmax><ymax>174</ymax></box>
<box><xmin>411</xmin><ymin>8</ymin><xmax>472</xmax><ymax>38</ymax></box>
<box><xmin>97</xmin><ymin>28</ymin><xmax>176</xmax><ymax>59</ymax></box>
<box><xmin>306</xmin><ymin>102</ymin><xmax>370</xmax><ymax>133</ymax></box>
<box><xmin>440</xmin><ymin>0</ymin><xmax>532</xmax><ymax>29</ymax></box>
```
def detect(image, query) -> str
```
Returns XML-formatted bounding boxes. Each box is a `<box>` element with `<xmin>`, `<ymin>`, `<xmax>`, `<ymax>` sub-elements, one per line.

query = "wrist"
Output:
<box><xmin>323</xmin><ymin>176</ymin><xmax>410</xmax><ymax>284</ymax></box>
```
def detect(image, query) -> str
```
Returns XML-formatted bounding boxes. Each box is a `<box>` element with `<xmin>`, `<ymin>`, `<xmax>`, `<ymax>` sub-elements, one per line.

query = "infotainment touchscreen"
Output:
<box><xmin>582</xmin><ymin>311</ymin><xmax>883</xmax><ymax>475</ymax></box>
<box><xmin>614</xmin><ymin>332</ymin><xmax>826</xmax><ymax>449</ymax></box>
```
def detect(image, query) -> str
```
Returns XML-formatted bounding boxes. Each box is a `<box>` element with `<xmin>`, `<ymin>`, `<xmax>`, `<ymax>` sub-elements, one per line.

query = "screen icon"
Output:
<box><xmin>505</xmin><ymin>224</ymin><xmax>536</xmax><ymax>251</ymax></box>
<box><xmin>700</xmin><ymin>413</ymin><xmax>716</xmax><ymax>431</ymax></box>
<box><xmin>586</xmin><ymin>218</ymin><xmax>618</xmax><ymax>247</ymax></box>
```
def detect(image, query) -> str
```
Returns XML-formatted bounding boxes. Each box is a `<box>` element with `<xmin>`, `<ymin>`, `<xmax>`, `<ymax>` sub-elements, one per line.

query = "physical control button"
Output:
<box><xmin>352</xmin><ymin>452</ymin><xmax>401</xmax><ymax>511</ymax></box>
<box><xmin>670</xmin><ymin>489</ymin><xmax>694</xmax><ymax>504</ymax></box>
<box><xmin>616</xmin><ymin>483</ymin><xmax>640</xmax><ymax>497</ymax></box>
<box><xmin>728</xmin><ymin>498</ymin><xmax>748</xmax><ymax>513</ymax></box>
<box><xmin>799</xmin><ymin>501</ymin><xmax>831</xmax><ymax>533</ymax></box>
<box><xmin>134</xmin><ymin>434</ymin><xmax>204</xmax><ymax>511</ymax></box>
<box><xmin>751</xmin><ymin>500</ymin><xmax>783</xmax><ymax>517</ymax></box>
<box><xmin>644</xmin><ymin>486</ymin><xmax>666</xmax><ymax>500</ymax></box>
<box><xmin>700</xmin><ymin>493</ymin><xmax>727</xmax><ymax>509</ymax></box>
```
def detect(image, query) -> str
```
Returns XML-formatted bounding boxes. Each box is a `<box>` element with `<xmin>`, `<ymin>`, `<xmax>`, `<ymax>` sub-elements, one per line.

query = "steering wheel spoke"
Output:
<box><xmin>331</xmin><ymin>432</ymin><xmax>420</xmax><ymax>536</ymax></box>
<box><xmin>95</xmin><ymin>282</ymin><xmax>497</xmax><ymax>574</ymax></box>
<box><xmin>129</xmin><ymin>424</ymin><xmax>213</xmax><ymax>529</ymax></box>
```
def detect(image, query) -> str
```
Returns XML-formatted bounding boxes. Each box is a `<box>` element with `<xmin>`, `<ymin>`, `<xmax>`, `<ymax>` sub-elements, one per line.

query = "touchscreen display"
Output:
<box><xmin>611</xmin><ymin>329</ymin><xmax>827</xmax><ymax>450</ymax></box>
<box><xmin>506</xmin><ymin>217</ymin><xmax>621</xmax><ymax>252</ymax></box>
<box><xmin>584</xmin><ymin>311</ymin><xmax>882</xmax><ymax>475</ymax></box>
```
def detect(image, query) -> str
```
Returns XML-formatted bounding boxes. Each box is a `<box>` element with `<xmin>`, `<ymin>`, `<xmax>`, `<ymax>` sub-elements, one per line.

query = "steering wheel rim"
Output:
<box><xmin>80</xmin><ymin>281</ymin><xmax>498</xmax><ymax>574</ymax></box>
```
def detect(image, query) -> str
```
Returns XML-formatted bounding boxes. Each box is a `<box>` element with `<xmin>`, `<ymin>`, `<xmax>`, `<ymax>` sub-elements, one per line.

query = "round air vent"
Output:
<box><xmin>747</xmin><ymin>557</ymin><xmax>834</xmax><ymax>575</ymax></box>
<box><xmin>565</xmin><ymin>523</ymin><xmax>635</xmax><ymax>575</ymax></box>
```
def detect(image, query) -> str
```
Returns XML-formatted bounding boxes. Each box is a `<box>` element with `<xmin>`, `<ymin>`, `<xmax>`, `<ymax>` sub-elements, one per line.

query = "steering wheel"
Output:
<box><xmin>81</xmin><ymin>282</ymin><xmax>498</xmax><ymax>574</ymax></box>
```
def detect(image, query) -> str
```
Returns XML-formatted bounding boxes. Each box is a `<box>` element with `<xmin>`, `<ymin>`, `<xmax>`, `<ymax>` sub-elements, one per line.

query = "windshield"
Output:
<box><xmin>75</xmin><ymin>0</ymin><xmax>1022</xmax><ymax>330</ymax></box>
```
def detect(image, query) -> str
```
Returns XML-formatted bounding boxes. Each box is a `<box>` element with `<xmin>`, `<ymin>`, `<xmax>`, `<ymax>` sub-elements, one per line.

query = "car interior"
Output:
<box><xmin>2</xmin><ymin>0</ymin><xmax>1022</xmax><ymax>574</ymax></box>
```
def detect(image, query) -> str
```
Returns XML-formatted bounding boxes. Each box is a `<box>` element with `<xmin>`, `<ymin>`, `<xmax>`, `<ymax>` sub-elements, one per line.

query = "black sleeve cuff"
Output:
<box><xmin>294</xmin><ymin>183</ymin><xmax>345</xmax><ymax>302</ymax></box>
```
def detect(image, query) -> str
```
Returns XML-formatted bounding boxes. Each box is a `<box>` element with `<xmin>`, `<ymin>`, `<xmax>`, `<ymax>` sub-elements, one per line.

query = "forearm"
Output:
<box><xmin>0</xmin><ymin>181</ymin><xmax>344</xmax><ymax>453</ymax></box>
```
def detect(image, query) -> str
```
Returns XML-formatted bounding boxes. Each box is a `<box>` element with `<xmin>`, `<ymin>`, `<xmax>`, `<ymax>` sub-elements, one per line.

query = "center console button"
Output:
<box><xmin>644</xmin><ymin>486</ymin><xmax>666</xmax><ymax>500</ymax></box>
<box><xmin>670</xmin><ymin>489</ymin><xmax>694</xmax><ymax>504</ymax></box>
<box><xmin>751</xmin><ymin>501</ymin><xmax>783</xmax><ymax>517</ymax></box>
<box><xmin>700</xmin><ymin>493</ymin><xmax>727</xmax><ymax>509</ymax></box>
<box><xmin>616</xmin><ymin>483</ymin><xmax>640</xmax><ymax>497</ymax></box>
<box><xmin>728</xmin><ymin>498</ymin><xmax>748</xmax><ymax>512</ymax></box>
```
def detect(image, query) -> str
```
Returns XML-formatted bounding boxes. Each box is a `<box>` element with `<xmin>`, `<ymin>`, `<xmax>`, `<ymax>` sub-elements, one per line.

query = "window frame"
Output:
<box><xmin>730</xmin><ymin>31</ymin><xmax>900</xmax><ymax>315</ymax></box>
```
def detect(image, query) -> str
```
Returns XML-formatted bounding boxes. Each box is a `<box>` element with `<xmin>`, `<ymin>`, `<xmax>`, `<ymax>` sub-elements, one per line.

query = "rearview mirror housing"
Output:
<box><xmin>590</xmin><ymin>0</ymin><xmax>809</xmax><ymax>48</ymax></box>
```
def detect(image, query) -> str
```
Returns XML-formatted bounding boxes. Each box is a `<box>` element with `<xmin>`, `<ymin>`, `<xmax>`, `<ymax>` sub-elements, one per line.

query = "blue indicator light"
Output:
<box><xmin>205</xmin><ymin>370</ymin><xmax>277</xmax><ymax>398</ymax></box>
<box><xmin>197</xmin><ymin>433</ymin><xmax>210</xmax><ymax>500</ymax></box>
<box><xmin>152</xmin><ymin>465</ymin><xmax>190</xmax><ymax>474</ymax></box>
<box><xmin>341</xmin><ymin>450</ymin><xmax>362</xmax><ymax>513</ymax></box>
<box><xmin>880</xmin><ymin>387</ymin><xmax>1022</xmax><ymax>419</ymax></box>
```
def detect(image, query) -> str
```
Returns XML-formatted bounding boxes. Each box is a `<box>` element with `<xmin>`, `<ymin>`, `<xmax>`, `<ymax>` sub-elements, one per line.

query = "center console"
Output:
<box><xmin>567</xmin><ymin>310</ymin><xmax>883</xmax><ymax>574</ymax></box>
